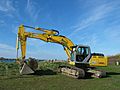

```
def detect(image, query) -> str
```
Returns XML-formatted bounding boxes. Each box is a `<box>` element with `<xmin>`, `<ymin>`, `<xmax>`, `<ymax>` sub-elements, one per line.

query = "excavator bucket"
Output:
<box><xmin>20</xmin><ymin>63</ymin><xmax>34</xmax><ymax>75</ymax></box>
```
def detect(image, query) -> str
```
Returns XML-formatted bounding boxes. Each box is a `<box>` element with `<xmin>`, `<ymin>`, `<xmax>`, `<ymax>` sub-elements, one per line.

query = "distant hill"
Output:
<box><xmin>108</xmin><ymin>54</ymin><xmax>120</xmax><ymax>64</ymax></box>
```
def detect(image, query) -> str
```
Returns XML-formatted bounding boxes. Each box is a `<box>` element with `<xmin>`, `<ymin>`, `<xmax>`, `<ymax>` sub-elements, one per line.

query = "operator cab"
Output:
<box><xmin>71</xmin><ymin>45</ymin><xmax>91</xmax><ymax>63</ymax></box>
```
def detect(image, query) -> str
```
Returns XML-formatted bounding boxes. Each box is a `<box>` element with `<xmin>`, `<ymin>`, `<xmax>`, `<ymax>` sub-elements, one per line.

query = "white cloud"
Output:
<box><xmin>0</xmin><ymin>43</ymin><xmax>15</xmax><ymax>51</ymax></box>
<box><xmin>26</xmin><ymin>42</ymin><xmax>67</xmax><ymax>60</ymax></box>
<box><xmin>27</xmin><ymin>38</ymin><xmax>46</xmax><ymax>47</ymax></box>
<box><xmin>104</xmin><ymin>26</ymin><xmax>120</xmax><ymax>41</ymax></box>
<box><xmin>26</xmin><ymin>0</ymin><xmax>42</xmax><ymax>23</ymax></box>
<box><xmin>85</xmin><ymin>34</ymin><xmax>98</xmax><ymax>46</ymax></box>
<box><xmin>0</xmin><ymin>0</ymin><xmax>15</xmax><ymax>12</ymax></box>
<box><xmin>68</xmin><ymin>2</ymin><xmax>113</xmax><ymax>37</ymax></box>
<box><xmin>0</xmin><ymin>43</ymin><xmax>16</xmax><ymax>58</ymax></box>
<box><xmin>0</xmin><ymin>0</ymin><xmax>21</xmax><ymax>22</ymax></box>
<box><xmin>11</xmin><ymin>24</ymin><xmax>19</xmax><ymax>35</ymax></box>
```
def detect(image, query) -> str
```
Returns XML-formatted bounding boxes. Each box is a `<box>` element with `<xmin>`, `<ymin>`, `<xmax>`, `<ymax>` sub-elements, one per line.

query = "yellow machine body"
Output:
<box><xmin>68</xmin><ymin>55</ymin><xmax>108</xmax><ymax>66</ymax></box>
<box><xmin>89</xmin><ymin>55</ymin><xmax>108</xmax><ymax>67</ymax></box>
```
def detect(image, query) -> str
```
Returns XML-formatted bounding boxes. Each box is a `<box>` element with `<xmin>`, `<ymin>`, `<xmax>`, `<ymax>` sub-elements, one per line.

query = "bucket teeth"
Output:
<box><xmin>20</xmin><ymin>63</ymin><xmax>34</xmax><ymax>75</ymax></box>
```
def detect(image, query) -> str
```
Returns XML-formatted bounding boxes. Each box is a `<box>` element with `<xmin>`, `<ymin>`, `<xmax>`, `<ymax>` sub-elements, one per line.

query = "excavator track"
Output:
<box><xmin>58</xmin><ymin>66</ymin><xmax>106</xmax><ymax>79</ymax></box>
<box><xmin>58</xmin><ymin>66</ymin><xmax>85</xmax><ymax>79</ymax></box>
<box><xmin>87</xmin><ymin>69</ymin><xmax>106</xmax><ymax>78</ymax></box>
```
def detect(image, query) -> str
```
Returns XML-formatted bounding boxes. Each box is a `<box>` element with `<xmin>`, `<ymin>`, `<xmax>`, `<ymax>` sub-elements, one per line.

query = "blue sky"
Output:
<box><xmin>0</xmin><ymin>0</ymin><xmax>120</xmax><ymax>59</ymax></box>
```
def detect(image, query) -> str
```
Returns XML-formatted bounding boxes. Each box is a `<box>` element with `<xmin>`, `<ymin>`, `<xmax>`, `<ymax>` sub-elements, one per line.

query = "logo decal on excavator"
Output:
<box><xmin>99</xmin><ymin>62</ymin><xmax>104</xmax><ymax>64</ymax></box>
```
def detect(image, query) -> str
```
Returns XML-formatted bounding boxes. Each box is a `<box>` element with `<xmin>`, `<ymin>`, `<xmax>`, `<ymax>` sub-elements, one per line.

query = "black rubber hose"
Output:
<box><xmin>52</xmin><ymin>29</ymin><xmax>59</xmax><ymax>35</ymax></box>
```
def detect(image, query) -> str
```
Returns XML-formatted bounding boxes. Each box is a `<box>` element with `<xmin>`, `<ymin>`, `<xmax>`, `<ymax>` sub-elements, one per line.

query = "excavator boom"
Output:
<box><xmin>17</xmin><ymin>25</ymin><xmax>74</xmax><ymax>61</ymax></box>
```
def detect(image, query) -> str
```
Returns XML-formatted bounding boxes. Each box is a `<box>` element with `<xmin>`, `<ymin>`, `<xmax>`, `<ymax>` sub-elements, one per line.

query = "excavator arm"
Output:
<box><xmin>16</xmin><ymin>25</ymin><xmax>74</xmax><ymax>64</ymax></box>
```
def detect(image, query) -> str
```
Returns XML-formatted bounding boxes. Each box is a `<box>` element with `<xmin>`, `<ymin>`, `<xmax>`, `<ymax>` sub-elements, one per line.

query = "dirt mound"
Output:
<box><xmin>108</xmin><ymin>54</ymin><xmax>120</xmax><ymax>64</ymax></box>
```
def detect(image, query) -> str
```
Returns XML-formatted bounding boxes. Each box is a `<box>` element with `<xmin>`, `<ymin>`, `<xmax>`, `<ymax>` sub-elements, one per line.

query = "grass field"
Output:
<box><xmin>0</xmin><ymin>62</ymin><xmax>120</xmax><ymax>90</ymax></box>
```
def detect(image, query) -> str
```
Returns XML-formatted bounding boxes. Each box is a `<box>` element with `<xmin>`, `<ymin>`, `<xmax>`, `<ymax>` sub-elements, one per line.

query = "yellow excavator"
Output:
<box><xmin>16</xmin><ymin>25</ymin><xmax>108</xmax><ymax>78</ymax></box>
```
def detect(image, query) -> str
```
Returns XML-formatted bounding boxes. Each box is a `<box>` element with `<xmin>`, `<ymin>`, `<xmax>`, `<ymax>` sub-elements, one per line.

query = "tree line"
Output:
<box><xmin>0</xmin><ymin>57</ymin><xmax>16</xmax><ymax>60</ymax></box>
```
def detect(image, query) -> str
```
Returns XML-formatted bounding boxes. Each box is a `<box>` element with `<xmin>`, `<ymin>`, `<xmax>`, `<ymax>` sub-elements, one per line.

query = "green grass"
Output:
<box><xmin>0</xmin><ymin>62</ymin><xmax>120</xmax><ymax>90</ymax></box>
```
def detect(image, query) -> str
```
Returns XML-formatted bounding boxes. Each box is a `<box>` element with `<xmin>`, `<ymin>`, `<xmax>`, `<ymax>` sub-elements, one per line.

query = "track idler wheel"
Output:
<box><xmin>75</xmin><ymin>68</ymin><xmax>85</xmax><ymax>79</ymax></box>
